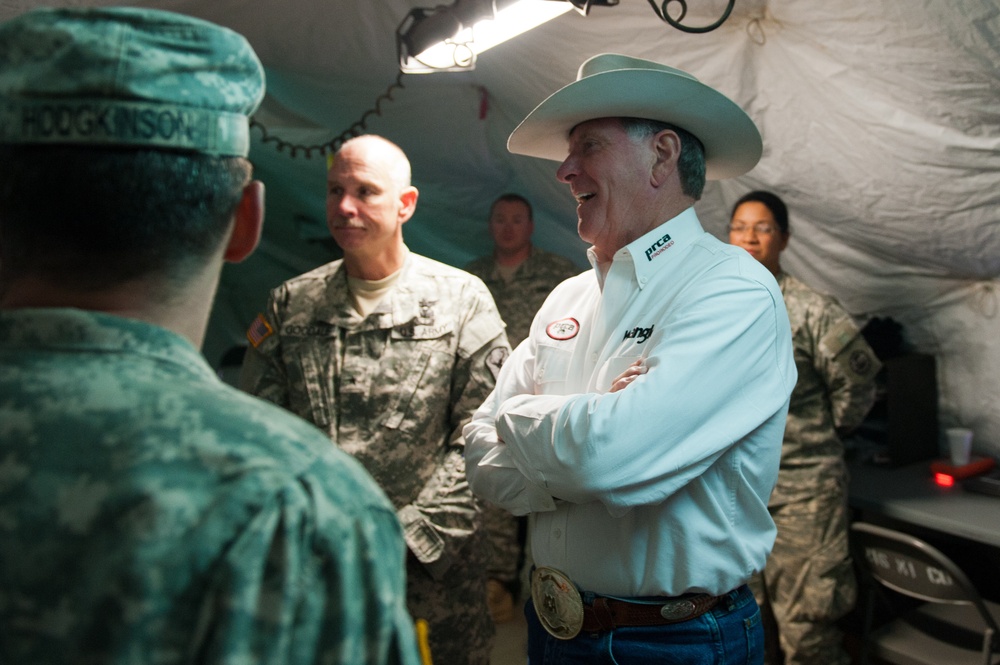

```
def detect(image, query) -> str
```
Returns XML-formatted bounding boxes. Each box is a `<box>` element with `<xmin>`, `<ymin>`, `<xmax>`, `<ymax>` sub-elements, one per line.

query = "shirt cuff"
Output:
<box><xmin>398</xmin><ymin>504</ymin><xmax>450</xmax><ymax>580</ymax></box>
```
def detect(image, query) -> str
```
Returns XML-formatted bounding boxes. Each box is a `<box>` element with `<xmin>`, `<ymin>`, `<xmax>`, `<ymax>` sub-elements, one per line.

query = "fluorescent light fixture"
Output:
<box><xmin>399</xmin><ymin>0</ymin><xmax>572</xmax><ymax>74</ymax></box>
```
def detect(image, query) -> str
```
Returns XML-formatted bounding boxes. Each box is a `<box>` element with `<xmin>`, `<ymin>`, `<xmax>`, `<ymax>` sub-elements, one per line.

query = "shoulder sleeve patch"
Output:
<box><xmin>847</xmin><ymin>346</ymin><xmax>880</xmax><ymax>380</ymax></box>
<box><xmin>246</xmin><ymin>313</ymin><xmax>275</xmax><ymax>348</ymax></box>
<box><xmin>486</xmin><ymin>345</ymin><xmax>509</xmax><ymax>380</ymax></box>
<box><xmin>820</xmin><ymin>316</ymin><xmax>882</xmax><ymax>381</ymax></box>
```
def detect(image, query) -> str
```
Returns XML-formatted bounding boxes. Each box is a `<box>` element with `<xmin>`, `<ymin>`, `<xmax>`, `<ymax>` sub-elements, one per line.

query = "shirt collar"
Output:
<box><xmin>587</xmin><ymin>207</ymin><xmax>705</xmax><ymax>290</ymax></box>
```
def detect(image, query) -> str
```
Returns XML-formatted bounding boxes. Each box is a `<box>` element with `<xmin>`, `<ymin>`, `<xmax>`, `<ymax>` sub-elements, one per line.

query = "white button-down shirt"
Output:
<box><xmin>464</xmin><ymin>208</ymin><xmax>797</xmax><ymax>597</ymax></box>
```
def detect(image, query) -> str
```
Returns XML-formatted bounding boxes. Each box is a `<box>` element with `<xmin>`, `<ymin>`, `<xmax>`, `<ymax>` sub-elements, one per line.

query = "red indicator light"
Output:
<box><xmin>934</xmin><ymin>473</ymin><xmax>955</xmax><ymax>487</ymax></box>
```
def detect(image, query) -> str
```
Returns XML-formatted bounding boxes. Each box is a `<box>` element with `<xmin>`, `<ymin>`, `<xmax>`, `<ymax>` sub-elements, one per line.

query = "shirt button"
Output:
<box><xmin>553</xmin><ymin>528</ymin><xmax>562</xmax><ymax>539</ymax></box>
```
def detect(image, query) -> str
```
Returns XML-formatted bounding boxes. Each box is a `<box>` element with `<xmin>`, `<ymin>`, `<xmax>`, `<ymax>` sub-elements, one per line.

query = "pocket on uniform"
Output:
<box><xmin>800</xmin><ymin>533</ymin><xmax>857</xmax><ymax>621</ymax></box>
<box><xmin>380</xmin><ymin>347</ymin><xmax>452</xmax><ymax>434</ymax></box>
<box><xmin>294</xmin><ymin>349</ymin><xmax>333</xmax><ymax>428</ymax></box>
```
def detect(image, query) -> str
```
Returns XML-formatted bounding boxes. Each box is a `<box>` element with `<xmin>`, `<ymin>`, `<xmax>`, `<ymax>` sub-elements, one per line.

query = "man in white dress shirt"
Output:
<box><xmin>463</xmin><ymin>53</ymin><xmax>797</xmax><ymax>663</ymax></box>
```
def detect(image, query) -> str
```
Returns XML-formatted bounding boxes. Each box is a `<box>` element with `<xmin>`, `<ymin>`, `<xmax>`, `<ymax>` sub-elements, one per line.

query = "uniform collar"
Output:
<box><xmin>0</xmin><ymin>307</ymin><xmax>214</xmax><ymax>380</ymax></box>
<box><xmin>486</xmin><ymin>246</ymin><xmax>543</xmax><ymax>279</ymax></box>
<box><xmin>319</xmin><ymin>250</ymin><xmax>436</xmax><ymax>330</ymax></box>
<box><xmin>775</xmin><ymin>270</ymin><xmax>788</xmax><ymax>294</ymax></box>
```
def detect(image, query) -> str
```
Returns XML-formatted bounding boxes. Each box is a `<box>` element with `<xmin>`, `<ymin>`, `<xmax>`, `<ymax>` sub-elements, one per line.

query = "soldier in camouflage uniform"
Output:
<box><xmin>729</xmin><ymin>191</ymin><xmax>881</xmax><ymax>665</ymax></box>
<box><xmin>465</xmin><ymin>193</ymin><xmax>581</xmax><ymax>349</ymax></box>
<box><xmin>0</xmin><ymin>8</ymin><xmax>418</xmax><ymax>665</ymax></box>
<box><xmin>241</xmin><ymin>135</ymin><xmax>511</xmax><ymax>665</ymax></box>
<box><xmin>464</xmin><ymin>193</ymin><xmax>580</xmax><ymax>623</ymax></box>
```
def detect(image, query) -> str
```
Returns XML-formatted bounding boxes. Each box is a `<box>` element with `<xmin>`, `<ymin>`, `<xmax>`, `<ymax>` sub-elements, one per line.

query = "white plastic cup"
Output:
<box><xmin>945</xmin><ymin>427</ymin><xmax>973</xmax><ymax>466</ymax></box>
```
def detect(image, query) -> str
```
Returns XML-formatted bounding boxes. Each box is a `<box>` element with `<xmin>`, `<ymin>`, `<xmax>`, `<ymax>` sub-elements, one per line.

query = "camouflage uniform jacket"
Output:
<box><xmin>240</xmin><ymin>252</ymin><xmax>510</xmax><ymax>580</ymax></box>
<box><xmin>772</xmin><ymin>272</ymin><xmax>881</xmax><ymax>505</ymax></box>
<box><xmin>0</xmin><ymin>308</ymin><xmax>419</xmax><ymax>665</ymax></box>
<box><xmin>466</xmin><ymin>247</ymin><xmax>580</xmax><ymax>347</ymax></box>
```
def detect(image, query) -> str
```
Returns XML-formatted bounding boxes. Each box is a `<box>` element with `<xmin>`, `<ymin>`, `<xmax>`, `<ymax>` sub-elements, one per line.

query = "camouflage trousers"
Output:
<box><xmin>481</xmin><ymin>501</ymin><xmax>525</xmax><ymax>625</ymax></box>
<box><xmin>750</xmin><ymin>478</ymin><xmax>857</xmax><ymax>665</ymax></box>
<box><xmin>406</xmin><ymin>551</ymin><xmax>494</xmax><ymax>665</ymax></box>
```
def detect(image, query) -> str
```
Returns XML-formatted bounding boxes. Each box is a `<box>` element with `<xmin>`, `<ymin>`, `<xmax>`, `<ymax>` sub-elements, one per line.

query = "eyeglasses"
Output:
<box><xmin>728</xmin><ymin>223</ymin><xmax>777</xmax><ymax>236</ymax></box>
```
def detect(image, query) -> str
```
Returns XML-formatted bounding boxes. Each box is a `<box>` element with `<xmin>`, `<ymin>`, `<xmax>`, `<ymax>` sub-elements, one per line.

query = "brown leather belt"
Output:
<box><xmin>580</xmin><ymin>592</ymin><xmax>721</xmax><ymax>632</ymax></box>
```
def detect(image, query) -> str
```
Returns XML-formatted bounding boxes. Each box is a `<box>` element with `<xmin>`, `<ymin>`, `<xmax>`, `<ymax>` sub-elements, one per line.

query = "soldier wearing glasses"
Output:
<box><xmin>729</xmin><ymin>190</ymin><xmax>881</xmax><ymax>665</ymax></box>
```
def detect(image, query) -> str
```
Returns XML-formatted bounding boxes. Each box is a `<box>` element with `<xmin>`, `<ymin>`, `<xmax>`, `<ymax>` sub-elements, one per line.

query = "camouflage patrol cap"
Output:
<box><xmin>0</xmin><ymin>6</ymin><xmax>264</xmax><ymax>156</ymax></box>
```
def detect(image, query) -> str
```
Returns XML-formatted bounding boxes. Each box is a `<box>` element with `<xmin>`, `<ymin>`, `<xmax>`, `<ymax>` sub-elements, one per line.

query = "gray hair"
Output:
<box><xmin>620</xmin><ymin>117</ymin><xmax>706</xmax><ymax>200</ymax></box>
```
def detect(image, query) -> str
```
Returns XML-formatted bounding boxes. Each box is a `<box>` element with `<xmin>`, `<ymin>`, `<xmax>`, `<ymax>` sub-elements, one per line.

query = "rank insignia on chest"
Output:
<box><xmin>418</xmin><ymin>299</ymin><xmax>436</xmax><ymax>325</ymax></box>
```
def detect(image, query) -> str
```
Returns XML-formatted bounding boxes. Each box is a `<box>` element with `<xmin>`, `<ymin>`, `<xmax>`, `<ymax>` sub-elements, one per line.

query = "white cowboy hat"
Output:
<box><xmin>507</xmin><ymin>53</ymin><xmax>762</xmax><ymax>180</ymax></box>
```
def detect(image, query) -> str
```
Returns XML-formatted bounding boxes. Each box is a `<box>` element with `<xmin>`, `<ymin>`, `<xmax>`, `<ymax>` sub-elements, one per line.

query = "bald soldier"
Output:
<box><xmin>241</xmin><ymin>135</ymin><xmax>510</xmax><ymax>665</ymax></box>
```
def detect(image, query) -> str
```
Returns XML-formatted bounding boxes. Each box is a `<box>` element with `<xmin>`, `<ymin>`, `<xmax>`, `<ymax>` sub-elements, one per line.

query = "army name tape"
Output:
<box><xmin>0</xmin><ymin>100</ymin><xmax>249</xmax><ymax>156</ymax></box>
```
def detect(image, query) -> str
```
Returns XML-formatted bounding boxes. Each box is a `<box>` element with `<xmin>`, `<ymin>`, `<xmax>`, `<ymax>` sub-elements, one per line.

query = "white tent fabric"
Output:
<box><xmin>4</xmin><ymin>0</ymin><xmax>998</xmax><ymax>457</ymax></box>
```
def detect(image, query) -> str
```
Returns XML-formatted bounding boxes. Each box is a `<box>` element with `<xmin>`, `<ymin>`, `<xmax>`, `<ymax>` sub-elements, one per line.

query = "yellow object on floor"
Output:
<box><xmin>416</xmin><ymin>618</ymin><xmax>433</xmax><ymax>665</ymax></box>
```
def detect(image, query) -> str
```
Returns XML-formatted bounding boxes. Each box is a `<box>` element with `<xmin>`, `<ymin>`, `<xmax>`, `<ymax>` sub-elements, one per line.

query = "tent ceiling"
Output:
<box><xmin>2</xmin><ymin>0</ymin><xmax>998</xmax><ymax>454</ymax></box>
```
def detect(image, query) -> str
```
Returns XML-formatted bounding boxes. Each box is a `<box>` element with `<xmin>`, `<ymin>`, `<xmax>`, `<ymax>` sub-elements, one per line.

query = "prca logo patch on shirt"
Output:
<box><xmin>546</xmin><ymin>317</ymin><xmax>580</xmax><ymax>341</ymax></box>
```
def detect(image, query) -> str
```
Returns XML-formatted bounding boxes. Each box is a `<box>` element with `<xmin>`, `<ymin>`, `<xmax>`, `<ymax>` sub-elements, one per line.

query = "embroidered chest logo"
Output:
<box><xmin>623</xmin><ymin>325</ymin><xmax>654</xmax><ymax>344</ymax></box>
<box><xmin>644</xmin><ymin>233</ymin><xmax>674</xmax><ymax>261</ymax></box>
<box><xmin>546</xmin><ymin>317</ymin><xmax>580</xmax><ymax>341</ymax></box>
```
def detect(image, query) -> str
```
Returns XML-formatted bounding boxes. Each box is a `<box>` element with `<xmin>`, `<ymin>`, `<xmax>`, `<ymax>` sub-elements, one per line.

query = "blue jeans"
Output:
<box><xmin>526</xmin><ymin>584</ymin><xmax>763</xmax><ymax>664</ymax></box>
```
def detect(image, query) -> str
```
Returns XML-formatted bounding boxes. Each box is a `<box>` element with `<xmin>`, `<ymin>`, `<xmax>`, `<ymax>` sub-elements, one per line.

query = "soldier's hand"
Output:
<box><xmin>486</xmin><ymin>578</ymin><xmax>516</xmax><ymax>624</ymax></box>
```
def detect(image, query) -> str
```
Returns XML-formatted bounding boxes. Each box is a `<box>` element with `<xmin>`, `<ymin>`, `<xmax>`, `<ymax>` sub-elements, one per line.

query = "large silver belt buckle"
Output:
<box><xmin>531</xmin><ymin>566</ymin><xmax>584</xmax><ymax>640</ymax></box>
<box><xmin>659</xmin><ymin>598</ymin><xmax>698</xmax><ymax>620</ymax></box>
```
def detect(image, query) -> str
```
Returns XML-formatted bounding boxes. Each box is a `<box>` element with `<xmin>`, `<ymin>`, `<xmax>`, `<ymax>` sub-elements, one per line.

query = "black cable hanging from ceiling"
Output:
<box><xmin>646</xmin><ymin>0</ymin><xmax>735</xmax><ymax>33</ymax></box>
<box><xmin>249</xmin><ymin>71</ymin><xmax>408</xmax><ymax>159</ymax></box>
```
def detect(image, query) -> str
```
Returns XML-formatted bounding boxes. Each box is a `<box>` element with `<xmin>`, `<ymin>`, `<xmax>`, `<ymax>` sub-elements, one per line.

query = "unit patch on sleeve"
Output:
<box><xmin>486</xmin><ymin>346</ymin><xmax>509</xmax><ymax>380</ymax></box>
